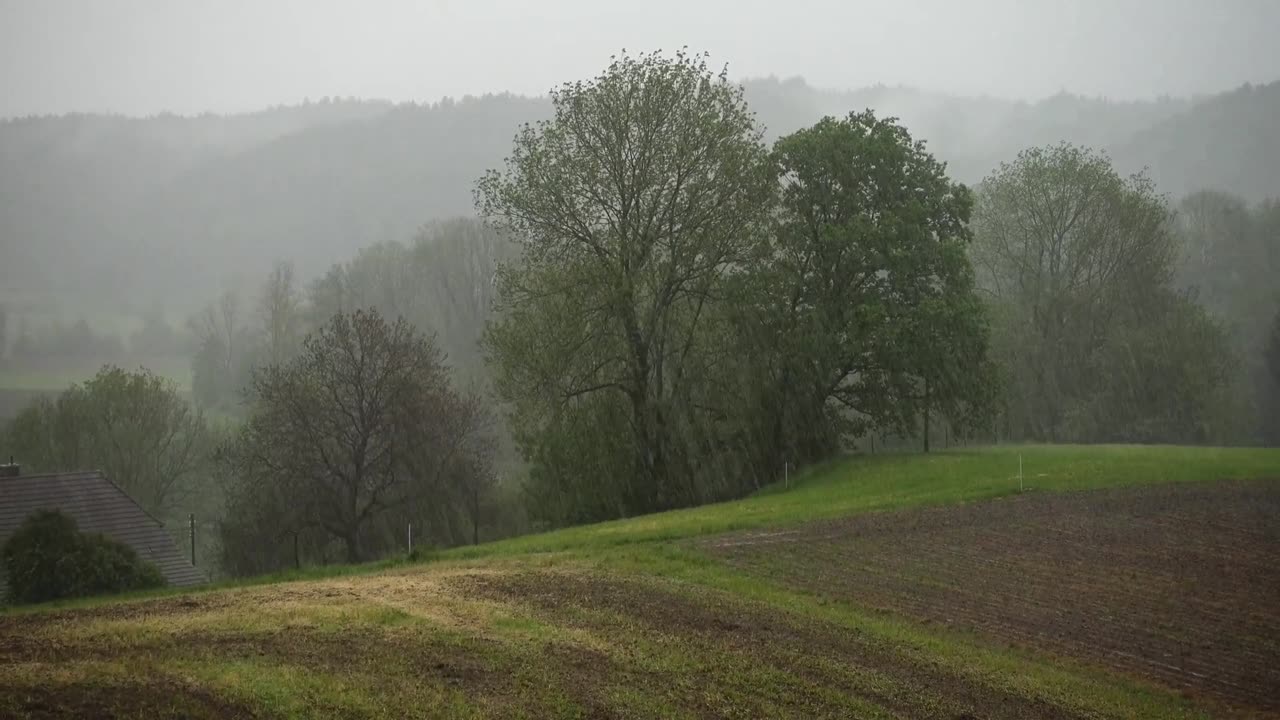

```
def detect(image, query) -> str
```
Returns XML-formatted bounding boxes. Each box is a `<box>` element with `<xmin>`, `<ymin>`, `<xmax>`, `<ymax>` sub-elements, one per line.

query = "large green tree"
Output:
<box><xmin>477</xmin><ymin>50</ymin><xmax>774</xmax><ymax>517</ymax></box>
<box><xmin>740</xmin><ymin>111</ymin><xmax>991</xmax><ymax>467</ymax></box>
<box><xmin>972</xmin><ymin>145</ymin><xmax>1232</xmax><ymax>442</ymax></box>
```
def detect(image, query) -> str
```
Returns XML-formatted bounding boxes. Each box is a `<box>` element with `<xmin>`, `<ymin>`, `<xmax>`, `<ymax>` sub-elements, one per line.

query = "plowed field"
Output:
<box><xmin>705</xmin><ymin>479</ymin><xmax>1280</xmax><ymax>716</ymax></box>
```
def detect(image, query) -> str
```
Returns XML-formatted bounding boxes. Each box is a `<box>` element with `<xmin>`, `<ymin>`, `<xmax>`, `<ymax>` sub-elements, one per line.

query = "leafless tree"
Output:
<box><xmin>230</xmin><ymin>308</ymin><xmax>491</xmax><ymax>562</ymax></box>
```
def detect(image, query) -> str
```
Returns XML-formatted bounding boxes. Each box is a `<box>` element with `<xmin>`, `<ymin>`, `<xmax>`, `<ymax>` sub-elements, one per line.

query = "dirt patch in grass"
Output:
<box><xmin>0</xmin><ymin>679</ymin><xmax>261</xmax><ymax>719</ymax></box>
<box><xmin>703</xmin><ymin>478</ymin><xmax>1280</xmax><ymax>717</ymax></box>
<box><xmin>462</xmin><ymin>570</ymin><xmax>1089</xmax><ymax>720</ymax></box>
<box><xmin>0</xmin><ymin>577</ymin><xmax>615</xmax><ymax>718</ymax></box>
<box><xmin>1</xmin><ymin>590</ymin><xmax>246</xmax><ymax>627</ymax></box>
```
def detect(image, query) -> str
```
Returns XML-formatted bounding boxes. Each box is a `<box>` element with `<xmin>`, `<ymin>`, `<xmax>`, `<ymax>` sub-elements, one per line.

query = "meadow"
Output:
<box><xmin>2</xmin><ymin>444</ymin><xmax>1278</xmax><ymax>719</ymax></box>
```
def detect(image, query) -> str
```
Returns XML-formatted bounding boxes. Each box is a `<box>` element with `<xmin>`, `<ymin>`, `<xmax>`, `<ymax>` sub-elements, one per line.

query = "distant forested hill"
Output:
<box><xmin>1</xmin><ymin>79</ymin><xmax>1275</xmax><ymax>322</ymax></box>
<box><xmin>1110</xmin><ymin>81</ymin><xmax>1280</xmax><ymax>200</ymax></box>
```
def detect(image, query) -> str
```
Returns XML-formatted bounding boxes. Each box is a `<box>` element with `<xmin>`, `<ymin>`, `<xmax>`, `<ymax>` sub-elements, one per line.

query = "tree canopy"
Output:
<box><xmin>479</xmin><ymin>52</ymin><xmax>993</xmax><ymax>525</ymax></box>
<box><xmin>218</xmin><ymin>309</ymin><xmax>492</xmax><ymax>568</ymax></box>
<box><xmin>752</xmin><ymin>110</ymin><xmax>992</xmax><ymax>463</ymax></box>
<box><xmin>479</xmin><ymin>50</ymin><xmax>776</xmax><ymax>518</ymax></box>
<box><xmin>5</xmin><ymin>366</ymin><xmax>213</xmax><ymax>517</ymax></box>
<box><xmin>972</xmin><ymin>145</ymin><xmax>1233</xmax><ymax>443</ymax></box>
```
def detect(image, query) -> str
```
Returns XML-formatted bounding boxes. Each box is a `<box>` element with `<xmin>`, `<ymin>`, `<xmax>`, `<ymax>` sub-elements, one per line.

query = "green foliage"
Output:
<box><xmin>748</xmin><ymin>110</ymin><xmax>993</xmax><ymax>466</ymax></box>
<box><xmin>1074</xmin><ymin>292</ymin><xmax>1236</xmax><ymax>443</ymax></box>
<box><xmin>480</xmin><ymin>56</ymin><xmax>993</xmax><ymax>526</ymax></box>
<box><xmin>4</xmin><ymin>366</ymin><xmax>214</xmax><ymax>517</ymax></box>
<box><xmin>479</xmin><ymin>50</ymin><xmax>776</xmax><ymax>521</ymax></box>
<box><xmin>2</xmin><ymin>510</ymin><xmax>165</xmax><ymax>605</ymax></box>
<box><xmin>1173</xmin><ymin>191</ymin><xmax>1280</xmax><ymax>444</ymax></box>
<box><xmin>972</xmin><ymin>145</ymin><xmax>1233</xmax><ymax>443</ymax></box>
<box><xmin>1266</xmin><ymin>310</ymin><xmax>1280</xmax><ymax>443</ymax></box>
<box><xmin>2</xmin><ymin>79</ymin><xmax>1273</xmax><ymax>341</ymax></box>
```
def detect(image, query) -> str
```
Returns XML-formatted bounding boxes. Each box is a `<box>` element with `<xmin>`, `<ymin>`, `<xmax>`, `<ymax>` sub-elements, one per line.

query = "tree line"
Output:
<box><xmin>4</xmin><ymin>50</ymin><xmax>1278</xmax><ymax>579</ymax></box>
<box><xmin>478</xmin><ymin>51</ymin><xmax>1278</xmax><ymax>526</ymax></box>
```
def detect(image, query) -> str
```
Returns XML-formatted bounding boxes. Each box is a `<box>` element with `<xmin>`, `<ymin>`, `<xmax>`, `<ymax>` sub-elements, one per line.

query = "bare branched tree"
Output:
<box><xmin>228</xmin><ymin>308</ymin><xmax>490</xmax><ymax>563</ymax></box>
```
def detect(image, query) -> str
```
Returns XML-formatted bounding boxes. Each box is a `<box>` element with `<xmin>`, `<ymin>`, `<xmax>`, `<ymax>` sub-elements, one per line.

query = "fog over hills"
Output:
<box><xmin>0</xmin><ymin>77</ymin><xmax>1276</xmax><ymax>321</ymax></box>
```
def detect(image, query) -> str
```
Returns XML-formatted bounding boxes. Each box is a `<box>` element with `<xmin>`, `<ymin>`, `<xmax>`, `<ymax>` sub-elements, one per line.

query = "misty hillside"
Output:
<box><xmin>1</xmin><ymin>79</ymin><xmax>1275</xmax><ymax>318</ymax></box>
<box><xmin>1111</xmin><ymin>81</ymin><xmax>1280</xmax><ymax>199</ymax></box>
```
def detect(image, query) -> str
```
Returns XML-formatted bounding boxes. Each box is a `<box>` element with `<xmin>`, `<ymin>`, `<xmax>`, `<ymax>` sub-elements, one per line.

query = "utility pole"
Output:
<box><xmin>189</xmin><ymin>513</ymin><xmax>196</xmax><ymax>566</ymax></box>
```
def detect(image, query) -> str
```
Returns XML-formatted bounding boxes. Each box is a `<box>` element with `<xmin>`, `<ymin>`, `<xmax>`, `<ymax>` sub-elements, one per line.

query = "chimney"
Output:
<box><xmin>0</xmin><ymin>456</ymin><xmax>19</xmax><ymax>478</ymax></box>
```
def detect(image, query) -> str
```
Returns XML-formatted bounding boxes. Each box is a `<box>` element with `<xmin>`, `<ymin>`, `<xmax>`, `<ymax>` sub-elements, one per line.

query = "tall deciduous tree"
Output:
<box><xmin>477</xmin><ymin>50</ymin><xmax>774</xmax><ymax>515</ymax></box>
<box><xmin>189</xmin><ymin>290</ymin><xmax>251</xmax><ymax>410</ymax></box>
<box><xmin>223</xmin><ymin>309</ymin><xmax>489</xmax><ymax>563</ymax></box>
<box><xmin>972</xmin><ymin>145</ymin><xmax>1231</xmax><ymax>442</ymax></box>
<box><xmin>745</xmin><ymin>111</ymin><xmax>992</xmax><ymax>465</ymax></box>
<box><xmin>257</xmin><ymin>260</ymin><xmax>303</xmax><ymax>367</ymax></box>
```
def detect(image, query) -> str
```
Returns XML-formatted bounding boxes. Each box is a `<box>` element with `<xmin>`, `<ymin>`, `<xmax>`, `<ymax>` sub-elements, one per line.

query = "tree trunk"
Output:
<box><xmin>344</xmin><ymin>531</ymin><xmax>361</xmax><ymax>563</ymax></box>
<box><xmin>922</xmin><ymin>376</ymin><xmax>931</xmax><ymax>454</ymax></box>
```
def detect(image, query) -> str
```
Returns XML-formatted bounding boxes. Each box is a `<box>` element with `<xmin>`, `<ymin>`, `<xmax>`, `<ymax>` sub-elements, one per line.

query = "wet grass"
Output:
<box><xmin>2</xmin><ymin>444</ymin><xmax>1277</xmax><ymax>718</ymax></box>
<box><xmin>0</xmin><ymin>558</ymin><xmax>1215</xmax><ymax>719</ymax></box>
<box><xmin>445</xmin><ymin>443</ymin><xmax>1280</xmax><ymax>556</ymax></box>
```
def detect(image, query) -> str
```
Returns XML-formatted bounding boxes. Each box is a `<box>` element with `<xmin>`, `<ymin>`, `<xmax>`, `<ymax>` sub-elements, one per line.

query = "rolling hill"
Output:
<box><xmin>3</xmin><ymin>444</ymin><xmax>1279</xmax><ymax>719</ymax></box>
<box><xmin>2</xmin><ymin>79</ymin><xmax>1276</xmax><ymax>327</ymax></box>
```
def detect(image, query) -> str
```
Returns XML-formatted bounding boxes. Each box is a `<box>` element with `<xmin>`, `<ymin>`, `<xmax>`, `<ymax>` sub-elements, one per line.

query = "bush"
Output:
<box><xmin>2</xmin><ymin>510</ymin><xmax>166</xmax><ymax>605</ymax></box>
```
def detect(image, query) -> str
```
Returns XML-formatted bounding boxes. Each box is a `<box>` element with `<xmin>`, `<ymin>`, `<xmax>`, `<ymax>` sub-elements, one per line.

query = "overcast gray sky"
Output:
<box><xmin>2</xmin><ymin>0</ymin><xmax>1278</xmax><ymax>118</ymax></box>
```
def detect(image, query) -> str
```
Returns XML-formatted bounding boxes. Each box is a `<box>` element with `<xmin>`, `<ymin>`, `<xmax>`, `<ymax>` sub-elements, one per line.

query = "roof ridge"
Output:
<box><xmin>0</xmin><ymin>470</ymin><xmax>104</xmax><ymax>482</ymax></box>
<box><xmin>0</xmin><ymin>470</ymin><xmax>207</xmax><ymax>588</ymax></box>
<box><xmin>0</xmin><ymin>470</ymin><xmax>172</xmax><ymax>533</ymax></box>
<box><xmin>94</xmin><ymin>472</ymin><xmax>185</xmax><ymax>535</ymax></box>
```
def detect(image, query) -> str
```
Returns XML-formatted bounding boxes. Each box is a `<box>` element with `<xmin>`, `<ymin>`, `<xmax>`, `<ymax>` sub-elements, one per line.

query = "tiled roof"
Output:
<box><xmin>0</xmin><ymin>471</ymin><xmax>205</xmax><ymax>595</ymax></box>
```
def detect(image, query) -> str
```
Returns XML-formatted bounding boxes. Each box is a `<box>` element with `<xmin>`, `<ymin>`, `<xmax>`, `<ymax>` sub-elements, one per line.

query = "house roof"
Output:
<box><xmin>0</xmin><ymin>470</ymin><xmax>206</xmax><ymax>594</ymax></box>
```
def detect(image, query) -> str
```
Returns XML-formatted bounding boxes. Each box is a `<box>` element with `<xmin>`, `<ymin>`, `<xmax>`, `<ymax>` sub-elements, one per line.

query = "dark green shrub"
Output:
<box><xmin>2</xmin><ymin>510</ymin><xmax>166</xmax><ymax>604</ymax></box>
<box><xmin>1</xmin><ymin>510</ymin><xmax>84</xmax><ymax>604</ymax></box>
<box><xmin>75</xmin><ymin>533</ymin><xmax>166</xmax><ymax>596</ymax></box>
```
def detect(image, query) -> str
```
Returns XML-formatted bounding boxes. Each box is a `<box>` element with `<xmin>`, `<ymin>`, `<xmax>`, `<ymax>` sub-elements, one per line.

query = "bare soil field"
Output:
<box><xmin>703</xmin><ymin>478</ymin><xmax>1280</xmax><ymax>716</ymax></box>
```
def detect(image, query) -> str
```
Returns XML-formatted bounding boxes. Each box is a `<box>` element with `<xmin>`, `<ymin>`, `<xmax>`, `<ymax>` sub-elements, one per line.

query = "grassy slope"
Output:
<box><xmin>3</xmin><ymin>444</ymin><xmax>1278</xmax><ymax>719</ymax></box>
<box><xmin>454</xmin><ymin>443</ymin><xmax>1280</xmax><ymax>555</ymax></box>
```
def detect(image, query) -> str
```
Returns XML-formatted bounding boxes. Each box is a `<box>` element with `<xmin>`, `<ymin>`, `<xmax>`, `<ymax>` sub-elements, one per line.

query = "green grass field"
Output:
<box><xmin>3</xmin><ymin>444</ymin><xmax>1279</xmax><ymax>719</ymax></box>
